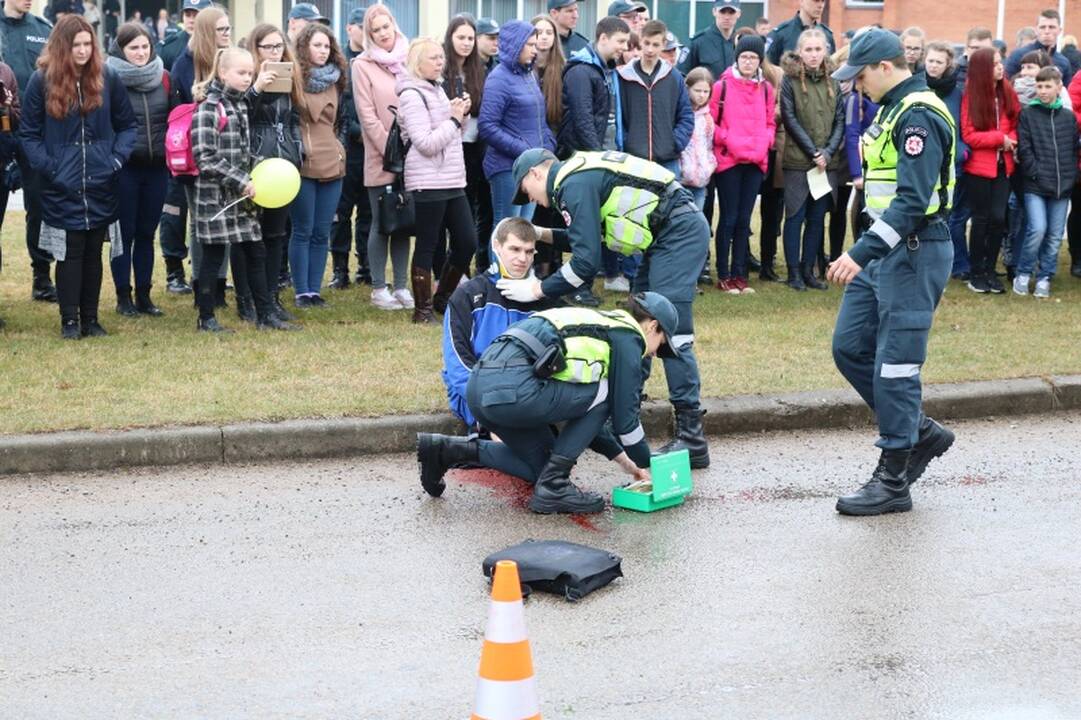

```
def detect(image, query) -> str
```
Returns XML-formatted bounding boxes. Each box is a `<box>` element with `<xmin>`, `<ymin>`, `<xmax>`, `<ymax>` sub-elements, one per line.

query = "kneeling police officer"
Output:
<box><xmin>418</xmin><ymin>292</ymin><xmax>680</xmax><ymax>515</ymax></box>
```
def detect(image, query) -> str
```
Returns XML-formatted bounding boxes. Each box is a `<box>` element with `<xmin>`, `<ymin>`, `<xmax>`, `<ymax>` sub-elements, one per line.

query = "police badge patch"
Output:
<box><xmin>561</xmin><ymin>209</ymin><xmax>573</xmax><ymax>226</ymax></box>
<box><xmin>903</xmin><ymin>126</ymin><xmax>927</xmax><ymax>157</ymax></box>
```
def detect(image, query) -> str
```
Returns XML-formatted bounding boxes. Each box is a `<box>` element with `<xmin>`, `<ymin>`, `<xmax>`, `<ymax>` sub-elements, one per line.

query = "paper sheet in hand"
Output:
<box><xmin>807</xmin><ymin>167</ymin><xmax>832</xmax><ymax>200</ymax></box>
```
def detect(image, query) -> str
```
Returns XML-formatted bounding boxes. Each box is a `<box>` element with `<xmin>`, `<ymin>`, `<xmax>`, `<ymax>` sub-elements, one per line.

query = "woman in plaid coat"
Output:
<box><xmin>191</xmin><ymin>47</ymin><xmax>296</xmax><ymax>332</ymax></box>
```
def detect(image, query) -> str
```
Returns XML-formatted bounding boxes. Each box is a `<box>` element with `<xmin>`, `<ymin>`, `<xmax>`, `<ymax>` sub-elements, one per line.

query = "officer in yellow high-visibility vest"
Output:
<box><xmin>496</xmin><ymin>148</ymin><xmax>712</xmax><ymax>470</ymax></box>
<box><xmin>827</xmin><ymin>29</ymin><xmax>957</xmax><ymax>516</ymax></box>
<box><xmin>416</xmin><ymin>292</ymin><xmax>679</xmax><ymax>515</ymax></box>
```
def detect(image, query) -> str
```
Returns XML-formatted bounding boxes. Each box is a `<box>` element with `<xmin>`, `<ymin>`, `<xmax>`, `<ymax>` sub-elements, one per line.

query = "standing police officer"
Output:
<box><xmin>828</xmin><ymin>29</ymin><xmax>957</xmax><ymax>516</ymax></box>
<box><xmin>418</xmin><ymin>292</ymin><xmax>680</xmax><ymax>514</ymax></box>
<box><xmin>498</xmin><ymin>148</ymin><xmax>712</xmax><ymax>468</ymax></box>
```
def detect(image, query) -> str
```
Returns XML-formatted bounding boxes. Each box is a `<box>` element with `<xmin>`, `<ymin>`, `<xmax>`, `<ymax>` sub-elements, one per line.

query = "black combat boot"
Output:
<box><xmin>802</xmin><ymin>264</ymin><xmax>828</xmax><ymax>290</ymax></box>
<box><xmin>528</xmin><ymin>454</ymin><xmax>605</xmax><ymax>514</ymax></box>
<box><xmin>329</xmin><ymin>253</ymin><xmax>351</xmax><ymax>289</ymax></box>
<box><xmin>164</xmin><ymin>257</ymin><xmax>192</xmax><ymax>294</ymax></box>
<box><xmin>60</xmin><ymin>307</ymin><xmax>81</xmax><ymax>340</ymax></box>
<box><xmin>32</xmin><ymin>268</ymin><xmax>58</xmax><ymax>302</ymax></box>
<box><xmin>416</xmin><ymin>433</ymin><xmax>480</xmax><ymax>497</ymax></box>
<box><xmin>655</xmin><ymin>404</ymin><xmax>710</xmax><ymax>469</ymax></box>
<box><xmin>907</xmin><ymin>417</ymin><xmax>955</xmax><ymax>486</ymax></box>
<box><xmin>836</xmin><ymin>449</ymin><xmax>912</xmax><ymax>516</ymax></box>
<box><xmin>80</xmin><ymin>317</ymin><xmax>108</xmax><ymax>337</ymax></box>
<box><xmin>759</xmin><ymin>263</ymin><xmax>780</xmax><ymax>282</ymax></box>
<box><xmin>786</xmin><ymin>266</ymin><xmax>806</xmax><ymax>291</ymax></box>
<box><xmin>235</xmin><ymin>293</ymin><xmax>257</xmax><ymax>324</ymax></box>
<box><xmin>116</xmin><ymin>287</ymin><xmax>138</xmax><ymax>317</ymax></box>
<box><xmin>134</xmin><ymin>286</ymin><xmax>163</xmax><ymax>316</ymax></box>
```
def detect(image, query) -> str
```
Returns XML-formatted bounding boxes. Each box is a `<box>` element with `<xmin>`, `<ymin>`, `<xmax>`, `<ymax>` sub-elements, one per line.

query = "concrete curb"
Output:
<box><xmin>1</xmin><ymin>376</ymin><xmax>1078</xmax><ymax>477</ymax></box>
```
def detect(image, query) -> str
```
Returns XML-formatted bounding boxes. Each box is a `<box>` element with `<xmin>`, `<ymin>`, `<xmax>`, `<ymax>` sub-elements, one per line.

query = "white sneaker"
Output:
<box><xmin>1012</xmin><ymin>274</ymin><xmax>1030</xmax><ymax>296</ymax></box>
<box><xmin>371</xmin><ymin>286</ymin><xmax>404</xmax><ymax>310</ymax></box>
<box><xmin>392</xmin><ymin>287</ymin><xmax>415</xmax><ymax>309</ymax></box>
<box><xmin>603</xmin><ymin>276</ymin><xmax>631</xmax><ymax>292</ymax></box>
<box><xmin>1034</xmin><ymin>278</ymin><xmax>1051</xmax><ymax>298</ymax></box>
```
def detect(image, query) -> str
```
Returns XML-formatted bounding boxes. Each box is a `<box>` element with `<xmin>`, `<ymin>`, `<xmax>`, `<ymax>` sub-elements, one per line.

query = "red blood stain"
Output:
<box><xmin>959</xmin><ymin>475</ymin><xmax>989</xmax><ymax>485</ymax></box>
<box><xmin>453</xmin><ymin>469</ymin><xmax>600</xmax><ymax>532</ymax></box>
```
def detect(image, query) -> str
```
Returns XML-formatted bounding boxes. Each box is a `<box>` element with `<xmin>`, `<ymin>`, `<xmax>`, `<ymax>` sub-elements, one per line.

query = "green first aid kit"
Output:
<box><xmin>611</xmin><ymin>450</ymin><xmax>693</xmax><ymax>512</ymax></box>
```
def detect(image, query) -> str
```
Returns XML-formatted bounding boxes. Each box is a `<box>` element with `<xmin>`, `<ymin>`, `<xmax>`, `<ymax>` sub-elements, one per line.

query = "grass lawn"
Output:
<box><xmin>1</xmin><ymin>210</ymin><xmax>1080</xmax><ymax>436</ymax></box>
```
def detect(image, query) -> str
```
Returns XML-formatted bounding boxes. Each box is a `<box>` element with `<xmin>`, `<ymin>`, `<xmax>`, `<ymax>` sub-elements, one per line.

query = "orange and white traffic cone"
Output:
<box><xmin>471</xmin><ymin>560</ymin><xmax>541</xmax><ymax>720</ymax></box>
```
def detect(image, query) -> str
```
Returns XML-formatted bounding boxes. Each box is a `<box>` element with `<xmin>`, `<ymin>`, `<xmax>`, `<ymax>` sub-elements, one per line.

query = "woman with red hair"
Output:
<box><xmin>18</xmin><ymin>15</ymin><xmax>136</xmax><ymax>339</ymax></box>
<box><xmin>961</xmin><ymin>46</ymin><xmax>1020</xmax><ymax>294</ymax></box>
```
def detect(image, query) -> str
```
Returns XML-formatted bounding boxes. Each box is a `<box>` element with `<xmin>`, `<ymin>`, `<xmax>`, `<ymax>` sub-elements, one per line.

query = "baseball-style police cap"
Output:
<box><xmin>548</xmin><ymin>0</ymin><xmax>578</xmax><ymax>10</ymax></box>
<box><xmin>714</xmin><ymin>0</ymin><xmax>741</xmax><ymax>10</ymax></box>
<box><xmin>512</xmin><ymin>148</ymin><xmax>557</xmax><ymax>205</ymax></box>
<box><xmin>832</xmin><ymin>27</ymin><xmax>904</xmax><ymax>82</ymax></box>
<box><xmin>181</xmin><ymin>0</ymin><xmax>213</xmax><ymax>12</ymax></box>
<box><xmin>347</xmin><ymin>7</ymin><xmax>366</xmax><ymax>26</ymax></box>
<box><xmin>476</xmin><ymin>17</ymin><xmax>500</xmax><ymax>36</ymax></box>
<box><xmin>633</xmin><ymin>292</ymin><xmax>682</xmax><ymax>358</ymax></box>
<box><xmin>608</xmin><ymin>1</ymin><xmax>646</xmax><ymax>16</ymax></box>
<box><xmin>663</xmin><ymin>31</ymin><xmax>681</xmax><ymax>52</ymax></box>
<box><xmin>289</xmin><ymin>2</ymin><xmax>330</xmax><ymax>24</ymax></box>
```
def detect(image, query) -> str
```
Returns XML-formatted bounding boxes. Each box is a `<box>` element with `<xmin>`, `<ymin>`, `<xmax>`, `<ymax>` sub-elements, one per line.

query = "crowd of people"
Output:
<box><xmin>1</xmin><ymin>0</ymin><xmax>1080</xmax><ymax>338</ymax></box>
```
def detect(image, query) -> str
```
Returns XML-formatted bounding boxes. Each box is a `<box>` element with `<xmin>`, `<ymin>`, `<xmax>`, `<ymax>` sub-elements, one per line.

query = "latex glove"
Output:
<box><xmin>496</xmin><ymin>277</ymin><xmax>542</xmax><ymax>302</ymax></box>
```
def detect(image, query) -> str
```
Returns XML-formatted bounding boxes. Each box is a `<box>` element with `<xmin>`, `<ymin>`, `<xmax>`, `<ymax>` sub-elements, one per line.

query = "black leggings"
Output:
<box><xmin>828</xmin><ymin>182</ymin><xmax>853</xmax><ymax>261</ymax></box>
<box><xmin>56</xmin><ymin>227</ymin><xmax>106</xmax><ymax>323</ymax></box>
<box><xmin>412</xmin><ymin>193</ymin><xmax>477</xmax><ymax>271</ymax></box>
<box><xmin>1068</xmin><ymin>182</ymin><xmax>1081</xmax><ymax>266</ymax></box>
<box><xmin>232</xmin><ymin>206</ymin><xmax>287</xmax><ymax>299</ymax></box>
<box><xmin>965</xmin><ymin>169</ymin><xmax>1010</xmax><ymax>276</ymax></box>
<box><xmin>759</xmin><ymin>152</ymin><xmax>783</xmax><ymax>265</ymax></box>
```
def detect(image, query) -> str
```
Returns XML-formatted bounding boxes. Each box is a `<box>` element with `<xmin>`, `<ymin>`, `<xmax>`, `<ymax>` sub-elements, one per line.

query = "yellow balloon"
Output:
<box><xmin>250</xmin><ymin>158</ymin><xmax>301</xmax><ymax>209</ymax></box>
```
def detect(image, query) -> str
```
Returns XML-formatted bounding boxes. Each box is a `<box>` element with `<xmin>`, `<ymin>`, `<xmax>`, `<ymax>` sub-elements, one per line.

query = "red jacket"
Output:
<box><xmin>960</xmin><ymin>93</ymin><xmax>1017</xmax><ymax>179</ymax></box>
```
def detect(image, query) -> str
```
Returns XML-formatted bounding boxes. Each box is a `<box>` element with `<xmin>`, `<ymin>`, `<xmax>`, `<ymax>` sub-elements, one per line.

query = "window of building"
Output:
<box><xmin>655</xmin><ymin>0</ymin><xmax>765</xmax><ymax>46</ymax></box>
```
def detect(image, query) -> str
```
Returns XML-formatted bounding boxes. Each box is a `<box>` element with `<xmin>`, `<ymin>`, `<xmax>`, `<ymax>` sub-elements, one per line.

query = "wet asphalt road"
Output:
<box><xmin>2</xmin><ymin>412</ymin><xmax>1081</xmax><ymax>719</ymax></box>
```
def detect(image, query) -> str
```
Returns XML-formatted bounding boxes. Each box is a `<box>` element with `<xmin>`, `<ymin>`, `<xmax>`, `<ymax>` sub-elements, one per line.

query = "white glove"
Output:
<box><xmin>496</xmin><ymin>277</ymin><xmax>543</xmax><ymax>302</ymax></box>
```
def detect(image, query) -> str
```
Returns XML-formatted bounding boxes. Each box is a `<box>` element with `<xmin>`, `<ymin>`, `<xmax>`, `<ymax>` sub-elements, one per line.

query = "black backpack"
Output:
<box><xmin>382</xmin><ymin>87</ymin><xmax>427</xmax><ymax>174</ymax></box>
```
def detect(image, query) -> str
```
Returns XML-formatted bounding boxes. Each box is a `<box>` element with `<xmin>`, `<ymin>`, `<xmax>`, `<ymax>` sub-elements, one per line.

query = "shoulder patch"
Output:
<box><xmin>903</xmin><ymin>131</ymin><xmax>925</xmax><ymax>158</ymax></box>
<box><xmin>561</xmin><ymin>209</ymin><xmax>573</xmax><ymax>227</ymax></box>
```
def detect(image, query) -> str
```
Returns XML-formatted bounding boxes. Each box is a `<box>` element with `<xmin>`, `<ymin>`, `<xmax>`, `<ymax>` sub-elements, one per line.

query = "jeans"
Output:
<box><xmin>715</xmin><ymin>164</ymin><xmax>763</xmax><ymax>279</ymax></box>
<box><xmin>946</xmin><ymin>173</ymin><xmax>971</xmax><ymax>275</ymax></box>
<box><xmin>688</xmin><ymin>185</ymin><xmax>706</xmax><ymax>210</ymax></box>
<box><xmin>1003</xmin><ymin>189</ymin><xmax>1025</xmax><ymax>269</ymax></box>
<box><xmin>1019</xmin><ymin>193</ymin><xmax>1069</xmax><ymax>280</ymax></box>
<box><xmin>782</xmin><ymin>193</ymin><xmax>830</xmax><ymax>269</ymax></box>
<box><xmin>489</xmin><ymin>170</ymin><xmax>535</xmax><ymax>229</ymax></box>
<box><xmin>289</xmin><ymin>177</ymin><xmax>342</xmax><ymax>296</ymax></box>
<box><xmin>111</xmin><ymin>163</ymin><xmax>168</xmax><ymax>292</ymax></box>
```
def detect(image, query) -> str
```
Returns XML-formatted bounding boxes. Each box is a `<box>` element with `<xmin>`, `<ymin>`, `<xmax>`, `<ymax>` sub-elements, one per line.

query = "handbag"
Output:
<box><xmin>382</xmin><ymin>87</ymin><xmax>427</xmax><ymax>174</ymax></box>
<box><xmin>377</xmin><ymin>174</ymin><xmax>415</xmax><ymax>236</ymax></box>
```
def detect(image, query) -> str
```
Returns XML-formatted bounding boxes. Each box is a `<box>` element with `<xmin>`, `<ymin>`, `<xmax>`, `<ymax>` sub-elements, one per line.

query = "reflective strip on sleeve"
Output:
<box><xmin>560</xmin><ymin>262</ymin><xmax>585</xmax><ymax>287</ymax></box>
<box><xmin>619</xmin><ymin>423</ymin><xmax>645</xmax><ymax>446</ymax></box>
<box><xmin>880</xmin><ymin>363</ymin><xmax>921</xmax><ymax>378</ymax></box>
<box><xmin>588</xmin><ymin>379</ymin><xmax>610</xmax><ymax>411</ymax></box>
<box><xmin>869</xmin><ymin>218</ymin><xmax>902</xmax><ymax>248</ymax></box>
<box><xmin>670</xmin><ymin>334</ymin><xmax>694</xmax><ymax>348</ymax></box>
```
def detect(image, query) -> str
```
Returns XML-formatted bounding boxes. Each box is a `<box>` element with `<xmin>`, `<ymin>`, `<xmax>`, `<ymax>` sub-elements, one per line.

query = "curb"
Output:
<box><xmin>1</xmin><ymin>375</ymin><xmax>1078</xmax><ymax>477</ymax></box>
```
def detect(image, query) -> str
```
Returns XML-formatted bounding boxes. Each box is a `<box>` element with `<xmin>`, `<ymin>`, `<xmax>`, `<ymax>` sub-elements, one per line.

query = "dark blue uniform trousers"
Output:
<box><xmin>466</xmin><ymin>341</ymin><xmax>611</xmax><ymax>484</ymax></box>
<box><xmin>832</xmin><ymin>232</ymin><xmax>952</xmax><ymax>450</ymax></box>
<box><xmin>632</xmin><ymin>205</ymin><xmax>710</xmax><ymax>408</ymax></box>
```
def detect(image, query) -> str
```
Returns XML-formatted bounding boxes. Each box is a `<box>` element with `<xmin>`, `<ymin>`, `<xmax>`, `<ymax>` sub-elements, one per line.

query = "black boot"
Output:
<box><xmin>786</xmin><ymin>267</ymin><xmax>806</xmax><ymax>291</ymax></box>
<box><xmin>80</xmin><ymin>317</ymin><xmax>108</xmax><ymax>337</ymax></box>
<box><xmin>836</xmin><ymin>449</ymin><xmax>912</xmax><ymax>516</ymax></box>
<box><xmin>235</xmin><ymin>293</ymin><xmax>257</xmax><ymax>324</ymax></box>
<box><xmin>416</xmin><ymin>433</ymin><xmax>479</xmax><ymax>497</ymax></box>
<box><xmin>257</xmin><ymin>314</ymin><xmax>300</xmax><ymax>331</ymax></box>
<box><xmin>197</xmin><ymin>316</ymin><xmax>233</xmax><ymax>333</ymax></box>
<box><xmin>329</xmin><ymin>253</ymin><xmax>351</xmax><ymax>289</ymax></box>
<box><xmin>802</xmin><ymin>264</ymin><xmax>828</xmax><ymax>290</ymax></box>
<box><xmin>60</xmin><ymin>307</ymin><xmax>80</xmax><ymax>340</ymax></box>
<box><xmin>355</xmin><ymin>256</ymin><xmax>372</xmax><ymax>285</ymax></box>
<box><xmin>759</xmin><ymin>263</ymin><xmax>781</xmax><ymax>282</ymax></box>
<box><xmin>191</xmin><ymin>279</ymin><xmax>200</xmax><ymax>308</ymax></box>
<box><xmin>569</xmin><ymin>286</ymin><xmax>602</xmax><ymax>307</ymax></box>
<box><xmin>164</xmin><ymin>257</ymin><xmax>192</xmax><ymax>294</ymax></box>
<box><xmin>32</xmin><ymin>268</ymin><xmax>58</xmax><ymax>302</ymax></box>
<box><xmin>134</xmin><ymin>286</ymin><xmax>163</xmax><ymax>316</ymax></box>
<box><xmin>432</xmin><ymin>263</ymin><xmax>465</xmax><ymax>315</ymax></box>
<box><xmin>527</xmin><ymin>454</ymin><xmax>605</xmax><ymax>514</ymax></box>
<box><xmin>116</xmin><ymin>287</ymin><xmax>138</xmax><ymax>317</ymax></box>
<box><xmin>655</xmin><ymin>404</ymin><xmax>710</xmax><ymax>469</ymax></box>
<box><xmin>273</xmin><ymin>294</ymin><xmax>296</xmax><ymax>322</ymax></box>
<box><xmin>907</xmin><ymin>417</ymin><xmax>954</xmax><ymax>486</ymax></box>
<box><xmin>748</xmin><ymin>252</ymin><xmax>761</xmax><ymax>273</ymax></box>
<box><xmin>214</xmin><ymin>278</ymin><xmax>228</xmax><ymax>308</ymax></box>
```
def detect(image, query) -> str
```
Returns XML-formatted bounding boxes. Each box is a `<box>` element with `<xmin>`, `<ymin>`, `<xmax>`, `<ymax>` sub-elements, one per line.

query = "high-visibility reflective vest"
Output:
<box><xmin>534</xmin><ymin>307</ymin><xmax>647</xmax><ymax>384</ymax></box>
<box><xmin>552</xmin><ymin>151</ymin><xmax>676</xmax><ymax>256</ymax></box>
<box><xmin>861</xmin><ymin>90</ymin><xmax>956</xmax><ymax>222</ymax></box>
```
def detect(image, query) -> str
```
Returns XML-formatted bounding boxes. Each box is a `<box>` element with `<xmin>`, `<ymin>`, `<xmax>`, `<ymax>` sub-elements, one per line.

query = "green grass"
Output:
<box><xmin>1</xmin><ymin>210</ymin><xmax>1079</xmax><ymax>435</ymax></box>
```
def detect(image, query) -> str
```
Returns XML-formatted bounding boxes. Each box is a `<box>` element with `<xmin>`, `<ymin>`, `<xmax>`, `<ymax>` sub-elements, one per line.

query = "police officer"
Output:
<box><xmin>418</xmin><ymin>292</ymin><xmax>680</xmax><ymax>515</ymax></box>
<box><xmin>498</xmin><ymin>148</ymin><xmax>712</xmax><ymax>469</ymax></box>
<box><xmin>828</xmin><ymin>29</ymin><xmax>957</xmax><ymax>516</ymax></box>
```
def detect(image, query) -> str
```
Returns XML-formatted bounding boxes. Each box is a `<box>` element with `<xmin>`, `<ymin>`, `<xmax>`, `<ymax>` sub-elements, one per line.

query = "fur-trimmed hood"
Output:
<box><xmin>780</xmin><ymin>50</ymin><xmax>835</xmax><ymax>81</ymax></box>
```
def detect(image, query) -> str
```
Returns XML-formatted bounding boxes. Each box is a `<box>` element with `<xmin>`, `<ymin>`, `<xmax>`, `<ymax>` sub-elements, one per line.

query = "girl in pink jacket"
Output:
<box><xmin>710</xmin><ymin>35</ymin><xmax>775</xmax><ymax>295</ymax></box>
<box><xmin>679</xmin><ymin>67</ymin><xmax>716</xmax><ymax>211</ymax></box>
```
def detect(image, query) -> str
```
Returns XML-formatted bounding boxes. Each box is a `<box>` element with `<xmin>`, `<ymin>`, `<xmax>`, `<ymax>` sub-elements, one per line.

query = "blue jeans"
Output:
<box><xmin>715</xmin><ymin>164</ymin><xmax>763</xmax><ymax>279</ymax></box>
<box><xmin>289</xmin><ymin>177</ymin><xmax>342</xmax><ymax>296</ymax></box>
<box><xmin>947</xmin><ymin>175</ymin><xmax>971</xmax><ymax>275</ymax></box>
<box><xmin>1019</xmin><ymin>193</ymin><xmax>1069</xmax><ymax>279</ymax></box>
<box><xmin>111</xmin><ymin>163</ymin><xmax>168</xmax><ymax>291</ymax></box>
<box><xmin>688</xmin><ymin>185</ymin><xmax>706</xmax><ymax>210</ymax></box>
<box><xmin>1004</xmin><ymin>191</ymin><xmax>1025</xmax><ymax>268</ymax></box>
<box><xmin>782</xmin><ymin>193</ymin><xmax>830</xmax><ymax>269</ymax></box>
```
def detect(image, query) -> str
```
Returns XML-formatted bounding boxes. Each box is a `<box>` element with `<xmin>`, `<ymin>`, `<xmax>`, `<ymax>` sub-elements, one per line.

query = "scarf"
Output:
<box><xmin>926</xmin><ymin>69</ymin><xmax>958</xmax><ymax>98</ymax></box>
<box><xmin>306</xmin><ymin>63</ymin><xmax>341</xmax><ymax>94</ymax></box>
<box><xmin>364</xmin><ymin>34</ymin><xmax>408</xmax><ymax>78</ymax></box>
<box><xmin>106</xmin><ymin>55</ymin><xmax>164</xmax><ymax>93</ymax></box>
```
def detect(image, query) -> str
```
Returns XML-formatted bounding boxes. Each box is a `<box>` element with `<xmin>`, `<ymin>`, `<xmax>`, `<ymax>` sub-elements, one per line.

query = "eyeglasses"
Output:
<box><xmin>257</xmin><ymin>43</ymin><xmax>285</xmax><ymax>51</ymax></box>
<box><xmin>216</xmin><ymin>26</ymin><xmax>232</xmax><ymax>34</ymax></box>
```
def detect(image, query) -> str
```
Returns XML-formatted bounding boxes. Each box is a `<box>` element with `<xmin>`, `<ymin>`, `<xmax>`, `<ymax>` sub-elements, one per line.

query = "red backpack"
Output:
<box><xmin>165</xmin><ymin>101</ymin><xmax>228</xmax><ymax>177</ymax></box>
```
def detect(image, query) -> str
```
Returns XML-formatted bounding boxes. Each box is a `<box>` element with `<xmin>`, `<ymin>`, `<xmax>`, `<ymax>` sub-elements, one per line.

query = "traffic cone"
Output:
<box><xmin>471</xmin><ymin>560</ymin><xmax>541</xmax><ymax>720</ymax></box>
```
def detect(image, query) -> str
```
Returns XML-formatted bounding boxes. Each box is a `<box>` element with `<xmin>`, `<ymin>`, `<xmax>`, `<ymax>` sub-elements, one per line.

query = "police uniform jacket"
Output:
<box><xmin>847</xmin><ymin>74</ymin><xmax>953</xmax><ymax>269</ymax></box>
<box><xmin>766</xmin><ymin>12</ymin><xmax>835</xmax><ymax>67</ymax></box>
<box><xmin>0</xmin><ymin>11</ymin><xmax>51</xmax><ymax>96</ymax></box>
<box><xmin>678</xmin><ymin>23</ymin><xmax>736</xmax><ymax>80</ymax></box>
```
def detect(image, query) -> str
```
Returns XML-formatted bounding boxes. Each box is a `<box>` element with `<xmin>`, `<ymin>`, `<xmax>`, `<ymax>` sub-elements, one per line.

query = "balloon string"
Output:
<box><xmin>210</xmin><ymin>196</ymin><xmax>246</xmax><ymax>222</ymax></box>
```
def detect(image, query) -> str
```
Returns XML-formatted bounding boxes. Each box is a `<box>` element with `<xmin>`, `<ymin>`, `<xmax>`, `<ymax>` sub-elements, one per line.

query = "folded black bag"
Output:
<box><xmin>482</xmin><ymin>540</ymin><xmax>623</xmax><ymax>602</ymax></box>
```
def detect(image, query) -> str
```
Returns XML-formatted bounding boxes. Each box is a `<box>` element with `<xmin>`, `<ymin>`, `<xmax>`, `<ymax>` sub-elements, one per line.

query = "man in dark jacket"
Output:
<box><xmin>549</xmin><ymin>0</ymin><xmax>589</xmax><ymax>58</ymax></box>
<box><xmin>329</xmin><ymin>7</ymin><xmax>373</xmax><ymax>289</ymax></box>
<box><xmin>619</xmin><ymin>20</ymin><xmax>694</xmax><ymax>171</ymax></box>
<box><xmin>1</xmin><ymin>0</ymin><xmax>54</xmax><ymax>301</ymax></box>
<box><xmin>1005</xmin><ymin>9</ymin><xmax>1073</xmax><ymax>85</ymax></box>
<box><xmin>766</xmin><ymin>0</ymin><xmax>834</xmax><ymax>66</ymax></box>
<box><xmin>158</xmin><ymin>0</ymin><xmax>209</xmax><ymax>71</ymax></box>
<box><xmin>678</xmin><ymin>0</ymin><xmax>739</xmax><ymax>79</ymax></box>
<box><xmin>476</xmin><ymin>17</ymin><xmax>500</xmax><ymax>74</ymax></box>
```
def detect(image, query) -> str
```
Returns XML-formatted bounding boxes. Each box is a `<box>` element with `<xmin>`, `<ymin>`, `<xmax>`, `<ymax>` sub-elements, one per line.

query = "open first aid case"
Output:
<box><xmin>611</xmin><ymin>449</ymin><xmax>693</xmax><ymax>512</ymax></box>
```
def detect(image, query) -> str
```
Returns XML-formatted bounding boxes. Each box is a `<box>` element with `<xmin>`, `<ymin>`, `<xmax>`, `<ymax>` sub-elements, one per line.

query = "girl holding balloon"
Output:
<box><xmin>191</xmin><ymin>47</ymin><xmax>297</xmax><ymax>332</ymax></box>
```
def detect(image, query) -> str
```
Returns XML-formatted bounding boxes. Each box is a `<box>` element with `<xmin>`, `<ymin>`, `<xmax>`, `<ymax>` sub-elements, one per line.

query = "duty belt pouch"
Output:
<box><xmin>483</xmin><ymin>540</ymin><xmax>623</xmax><ymax>602</ymax></box>
<box><xmin>503</xmin><ymin>327</ymin><xmax>566</xmax><ymax>379</ymax></box>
